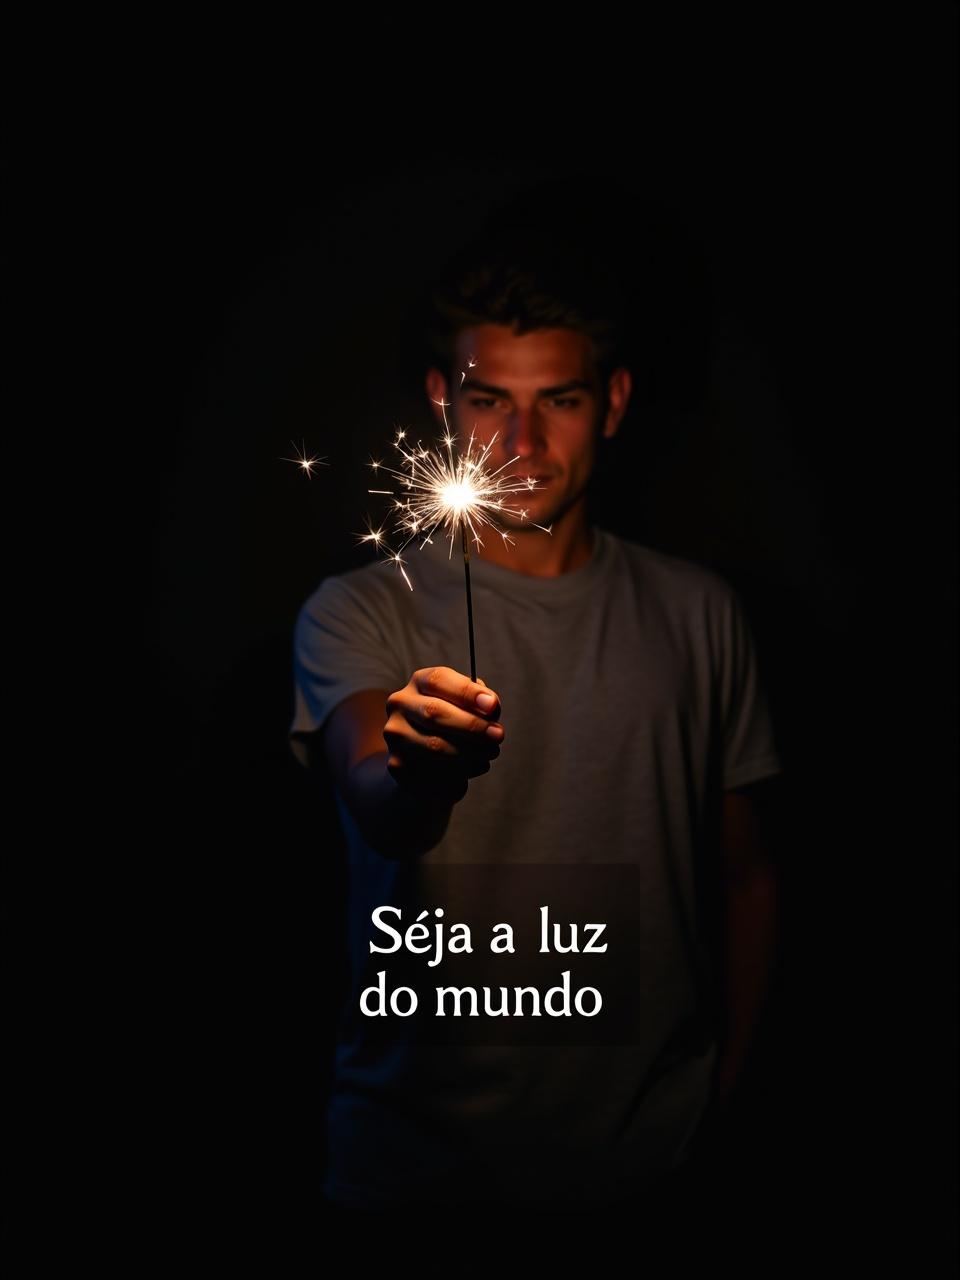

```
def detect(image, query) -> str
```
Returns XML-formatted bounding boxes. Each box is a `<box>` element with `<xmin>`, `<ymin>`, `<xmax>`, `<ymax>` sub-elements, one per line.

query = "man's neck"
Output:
<box><xmin>474</xmin><ymin>503</ymin><xmax>596</xmax><ymax>577</ymax></box>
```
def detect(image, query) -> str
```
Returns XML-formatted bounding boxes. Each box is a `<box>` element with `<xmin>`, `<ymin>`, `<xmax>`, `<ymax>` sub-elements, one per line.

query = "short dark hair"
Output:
<box><xmin>425</xmin><ymin>188</ymin><xmax>631</xmax><ymax>387</ymax></box>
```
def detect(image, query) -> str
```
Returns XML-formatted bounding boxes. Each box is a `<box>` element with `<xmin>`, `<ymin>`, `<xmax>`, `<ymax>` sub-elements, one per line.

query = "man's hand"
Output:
<box><xmin>318</xmin><ymin>670</ymin><xmax>504</xmax><ymax>859</ymax></box>
<box><xmin>383</xmin><ymin>667</ymin><xmax>505</xmax><ymax>805</ymax></box>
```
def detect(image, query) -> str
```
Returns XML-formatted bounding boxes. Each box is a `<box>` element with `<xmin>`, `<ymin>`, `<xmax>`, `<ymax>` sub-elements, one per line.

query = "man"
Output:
<box><xmin>291</xmin><ymin>214</ymin><xmax>782</xmax><ymax>1216</ymax></box>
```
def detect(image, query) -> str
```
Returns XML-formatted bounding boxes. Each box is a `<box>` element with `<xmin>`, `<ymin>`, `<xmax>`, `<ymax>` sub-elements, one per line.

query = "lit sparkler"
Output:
<box><xmin>281</xmin><ymin>439</ymin><xmax>328</xmax><ymax>478</ymax></box>
<box><xmin>359</xmin><ymin>376</ymin><xmax>551</xmax><ymax>679</ymax></box>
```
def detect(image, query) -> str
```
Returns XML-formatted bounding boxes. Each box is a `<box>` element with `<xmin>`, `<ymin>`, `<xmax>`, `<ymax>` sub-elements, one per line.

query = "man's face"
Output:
<box><xmin>426</xmin><ymin>325</ymin><xmax>629</xmax><ymax>533</ymax></box>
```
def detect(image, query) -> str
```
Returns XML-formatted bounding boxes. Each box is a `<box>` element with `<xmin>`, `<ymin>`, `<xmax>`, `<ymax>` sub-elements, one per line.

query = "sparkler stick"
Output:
<box><xmin>460</xmin><ymin>524</ymin><xmax>477</xmax><ymax>680</ymax></box>
<box><xmin>359</xmin><ymin>365</ymin><xmax>551</xmax><ymax>679</ymax></box>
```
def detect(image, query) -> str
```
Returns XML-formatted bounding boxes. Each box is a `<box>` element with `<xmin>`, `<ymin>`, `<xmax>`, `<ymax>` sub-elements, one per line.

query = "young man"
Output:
<box><xmin>291</xmin><ymin>222</ymin><xmax>782</xmax><ymax>1214</ymax></box>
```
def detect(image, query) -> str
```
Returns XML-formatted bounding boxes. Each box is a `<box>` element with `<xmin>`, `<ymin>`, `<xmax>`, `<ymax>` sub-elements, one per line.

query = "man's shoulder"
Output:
<box><xmin>297</xmin><ymin>558</ymin><xmax>406</xmax><ymax>628</ymax></box>
<box><xmin>601</xmin><ymin>530</ymin><xmax>736</xmax><ymax>610</ymax></box>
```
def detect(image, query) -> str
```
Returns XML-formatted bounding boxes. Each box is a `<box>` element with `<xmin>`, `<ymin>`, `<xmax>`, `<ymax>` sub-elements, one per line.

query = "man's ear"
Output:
<box><xmin>602</xmin><ymin>366</ymin><xmax>632</xmax><ymax>440</ymax></box>
<box><xmin>425</xmin><ymin>367</ymin><xmax>450</xmax><ymax>429</ymax></box>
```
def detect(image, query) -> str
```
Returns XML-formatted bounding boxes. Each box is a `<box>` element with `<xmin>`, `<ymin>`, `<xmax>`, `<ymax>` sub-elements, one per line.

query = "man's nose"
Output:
<box><xmin>504</xmin><ymin>406</ymin><xmax>544</xmax><ymax>458</ymax></box>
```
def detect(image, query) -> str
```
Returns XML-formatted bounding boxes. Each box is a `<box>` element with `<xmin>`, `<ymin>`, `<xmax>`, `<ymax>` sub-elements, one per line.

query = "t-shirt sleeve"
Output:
<box><xmin>289</xmin><ymin>574</ymin><xmax>404</xmax><ymax>768</ymax></box>
<box><xmin>717</xmin><ymin>587</ymin><xmax>782</xmax><ymax>790</ymax></box>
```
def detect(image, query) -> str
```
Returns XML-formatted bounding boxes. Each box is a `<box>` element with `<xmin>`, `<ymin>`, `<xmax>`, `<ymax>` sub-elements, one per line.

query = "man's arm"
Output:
<box><xmin>320</xmin><ymin>673</ymin><xmax>504</xmax><ymax>860</ymax></box>
<box><xmin>711</xmin><ymin>777</ymin><xmax>783</xmax><ymax>1110</ymax></box>
<box><xmin>320</xmin><ymin>690</ymin><xmax>453</xmax><ymax>859</ymax></box>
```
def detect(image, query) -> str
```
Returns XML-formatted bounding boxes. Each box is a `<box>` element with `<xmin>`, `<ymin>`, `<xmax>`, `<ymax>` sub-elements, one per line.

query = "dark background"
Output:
<box><xmin>138</xmin><ymin>17</ymin><xmax>956</xmax><ymax>1266</ymax></box>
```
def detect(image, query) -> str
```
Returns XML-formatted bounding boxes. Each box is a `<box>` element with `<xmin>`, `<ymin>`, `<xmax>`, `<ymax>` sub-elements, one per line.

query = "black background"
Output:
<box><xmin>128</xmin><ymin>15</ymin><xmax>957</xmax><ymax>1266</ymax></box>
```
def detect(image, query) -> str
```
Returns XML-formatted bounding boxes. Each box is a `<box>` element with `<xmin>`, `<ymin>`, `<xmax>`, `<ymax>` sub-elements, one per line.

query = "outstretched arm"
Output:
<box><xmin>321</xmin><ymin>670</ymin><xmax>504</xmax><ymax>860</ymax></box>
<box><xmin>322</xmin><ymin>689</ymin><xmax>455</xmax><ymax>858</ymax></box>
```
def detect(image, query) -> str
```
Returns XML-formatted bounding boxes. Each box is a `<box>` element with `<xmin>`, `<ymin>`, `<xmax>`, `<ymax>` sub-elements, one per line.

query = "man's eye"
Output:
<box><xmin>468</xmin><ymin>397</ymin><xmax>499</xmax><ymax>410</ymax></box>
<box><xmin>548</xmin><ymin>397</ymin><xmax>581</xmax><ymax>409</ymax></box>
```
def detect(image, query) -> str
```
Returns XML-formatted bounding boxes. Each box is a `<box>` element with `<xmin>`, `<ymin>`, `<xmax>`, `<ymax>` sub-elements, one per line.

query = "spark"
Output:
<box><xmin>359</xmin><ymin>362</ymin><xmax>552</xmax><ymax>678</ymax></box>
<box><xmin>281</xmin><ymin>439</ymin><xmax>328</xmax><ymax>478</ymax></box>
<box><xmin>355</xmin><ymin>521</ymin><xmax>415</xmax><ymax>590</ymax></box>
<box><xmin>361</xmin><ymin>402</ymin><xmax>552</xmax><ymax>590</ymax></box>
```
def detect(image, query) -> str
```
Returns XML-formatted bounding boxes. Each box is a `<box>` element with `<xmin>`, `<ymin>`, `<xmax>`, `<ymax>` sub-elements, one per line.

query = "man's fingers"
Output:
<box><xmin>382</xmin><ymin>668</ymin><xmax>504</xmax><ymax>804</ymax></box>
<box><xmin>385</xmin><ymin>721</ymin><xmax>501</xmax><ymax>762</ymax></box>
<box><xmin>406</xmin><ymin>696</ymin><xmax>505</xmax><ymax>742</ymax></box>
<box><xmin>413</xmin><ymin>667</ymin><xmax>502</xmax><ymax>718</ymax></box>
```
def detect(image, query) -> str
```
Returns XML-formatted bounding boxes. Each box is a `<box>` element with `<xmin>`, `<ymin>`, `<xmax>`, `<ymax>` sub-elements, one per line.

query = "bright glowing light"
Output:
<box><xmin>358</xmin><ymin>360</ymin><xmax>552</xmax><ymax>678</ymax></box>
<box><xmin>441</xmin><ymin>481</ymin><xmax>475</xmax><ymax>515</ymax></box>
<box><xmin>359</xmin><ymin>393</ymin><xmax>552</xmax><ymax>589</ymax></box>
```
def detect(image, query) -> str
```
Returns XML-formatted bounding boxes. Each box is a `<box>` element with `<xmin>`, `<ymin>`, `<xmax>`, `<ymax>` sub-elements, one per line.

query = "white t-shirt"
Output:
<box><xmin>291</xmin><ymin>527</ymin><xmax>782</xmax><ymax>1209</ymax></box>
